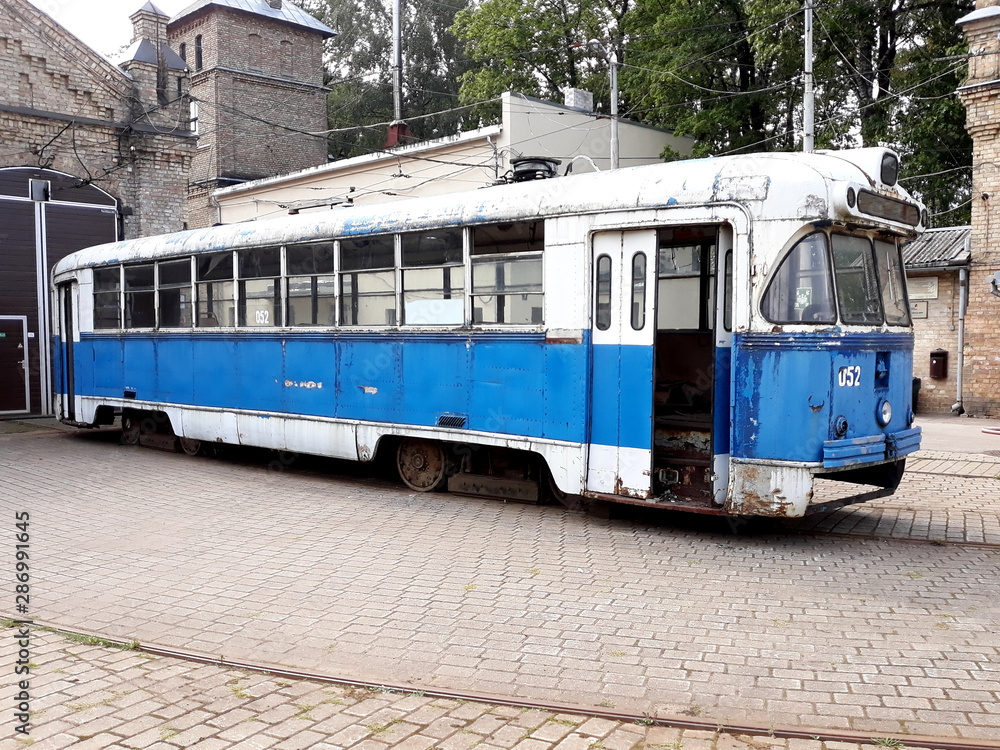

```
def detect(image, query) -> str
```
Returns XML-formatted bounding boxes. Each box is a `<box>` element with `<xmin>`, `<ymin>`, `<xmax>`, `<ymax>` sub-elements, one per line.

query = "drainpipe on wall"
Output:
<box><xmin>952</xmin><ymin>252</ymin><xmax>969</xmax><ymax>414</ymax></box>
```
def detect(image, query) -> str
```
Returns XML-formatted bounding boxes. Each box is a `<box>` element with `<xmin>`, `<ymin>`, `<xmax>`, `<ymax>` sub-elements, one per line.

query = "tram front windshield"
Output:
<box><xmin>761</xmin><ymin>232</ymin><xmax>911</xmax><ymax>327</ymax></box>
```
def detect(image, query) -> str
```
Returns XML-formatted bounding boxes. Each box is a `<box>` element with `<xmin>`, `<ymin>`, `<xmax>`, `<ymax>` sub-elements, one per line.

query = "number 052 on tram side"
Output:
<box><xmin>52</xmin><ymin>147</ymin><xmax>925</xmax><ymax>517</ymax></box>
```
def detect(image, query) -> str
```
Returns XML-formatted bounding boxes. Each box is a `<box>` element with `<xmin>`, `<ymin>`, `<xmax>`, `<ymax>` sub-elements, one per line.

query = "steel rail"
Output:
<box><xmin>17</xmin><ymin>619</ymin><xmax>1000</xmax><ymax>750</ymax></box>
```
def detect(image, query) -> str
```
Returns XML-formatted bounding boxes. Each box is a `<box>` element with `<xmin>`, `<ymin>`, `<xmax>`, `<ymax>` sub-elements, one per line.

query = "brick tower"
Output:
<box><xmin>166</xmin><ymin>0</ymin><xmax>335</xmax><ymax>227</ymax></box>
<box><xmin>957</xmin><ymin>1</ymin><xmax>1000</xmax><ymax>416</ymax></box>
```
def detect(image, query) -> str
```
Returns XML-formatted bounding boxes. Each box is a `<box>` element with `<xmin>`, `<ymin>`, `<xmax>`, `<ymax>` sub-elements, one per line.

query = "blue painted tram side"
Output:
<box><xmin>52</xmin><ymin>148</ymin><xmax>927</xmax><ymax>517</ymax></box>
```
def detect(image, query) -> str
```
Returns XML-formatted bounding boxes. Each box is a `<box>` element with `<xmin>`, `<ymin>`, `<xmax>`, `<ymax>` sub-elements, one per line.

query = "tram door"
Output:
<box><xmin>57</xmin><ymin>283</ymin><xmax>77</xmax><ymax>421</ymax></box>
<box><xmin>587</xmin><ymin>230</ymin><xmax>657</xmax><ymax>498</ymax></box>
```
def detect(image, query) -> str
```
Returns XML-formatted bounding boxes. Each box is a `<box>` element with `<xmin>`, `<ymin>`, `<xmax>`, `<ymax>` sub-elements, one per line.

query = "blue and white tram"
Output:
<box><xmin>51</xmin><ymin>147</ymin><xmax>925</xmax><ymax>517</ymax></box>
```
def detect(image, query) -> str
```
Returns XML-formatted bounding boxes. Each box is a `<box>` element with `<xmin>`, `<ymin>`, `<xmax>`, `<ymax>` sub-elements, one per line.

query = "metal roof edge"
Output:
<box><xmin>213</xmin><ymin>124</ymin><xmax>503</xmax><ymax>198</ymax></box>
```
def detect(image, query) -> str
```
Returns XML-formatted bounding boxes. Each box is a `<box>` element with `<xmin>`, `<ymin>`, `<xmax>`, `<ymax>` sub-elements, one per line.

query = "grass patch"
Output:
<box><xmin>872</xmin><ymin>739</ymin><xmax>905</xmax><ymax>749</ymax></box>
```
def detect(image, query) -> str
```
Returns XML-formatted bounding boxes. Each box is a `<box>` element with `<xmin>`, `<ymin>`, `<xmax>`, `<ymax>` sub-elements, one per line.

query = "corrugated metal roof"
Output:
<box><xmin>169</xmin><ymin>0</ymin><xmax>335</xmax><ymax>38</ymax></box>
<box><xmin>902</xmin><ymin>226</ymin><xmax>970</xmax><ymax>269</ymax></box>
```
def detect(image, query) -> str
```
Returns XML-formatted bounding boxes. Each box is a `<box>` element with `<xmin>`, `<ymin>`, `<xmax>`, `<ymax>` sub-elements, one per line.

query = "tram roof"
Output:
<box><xmin>55</xmin><ymin>150</ymin><xmax>920</xmax><ymax>274</ymax></box>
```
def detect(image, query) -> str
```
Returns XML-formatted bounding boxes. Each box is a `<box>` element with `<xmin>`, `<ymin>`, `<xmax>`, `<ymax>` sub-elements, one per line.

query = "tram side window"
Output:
<box><xmin>196</xmin><ymin>252</ymin><xmax>234</xmax><ymax>327</ymax></box>
<box><xmin>287</xmin><ymin>242</ymin><xmax>336</xmax><ymax>326</ymax></box>
<box><xmin>471</xmin><ymin>222</ymin><xmax>543</xmax><ymax>325</ymax></box>
<box><xmin>158</xmin><ymin>259</ymin><xmax>192</xmax><ymax>328</ymax></box>
<box><xmin>874</xmin><ymin>239</ymin><xmax>911</xmax><ymax>326</ymax></box>
<box><xmin>401</xmin><ymin>229</ymin><xmax>464</xmax><ymax>325</ymax></box>
<box><xmin>657</xmin><ymin>230</ymin><xmax>715</xmax><ymax>330</ymax></box>
<box><xmin>595</xmin><ymin>255</ymin><xmax>612</xmax><ymax>331</ymax></box>
<box><xmin>832</xmin><ymin>235</ymin><xmax>883</xmax><ymax>325</ymax></box>
<box><xmin>93</xmin><ymin>267</ymin><xmax>121</xmax><ymax>330</ymax></box>
<box><xmin>760</xmin><ymin>233</ymin><xmax>837</xmax><ymax>325</ymax></box>
<box><xmin>238</xmin><ymin>247</ymin><xmax>281</xmax><ymax>327</ymax></box>
<box><xmin>124</xmin><ymin>264</ymin><xmax>155</xmax><ymax>328</ymax></box>
<box><xmin>341</xmin><ymin>236</ymin><xmax>396</xmax><ymax>326</ymax></box>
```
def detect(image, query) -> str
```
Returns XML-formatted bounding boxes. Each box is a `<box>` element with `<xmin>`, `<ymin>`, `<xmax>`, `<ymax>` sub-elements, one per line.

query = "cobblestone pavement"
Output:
<box><xmin>0</xmin><ymin>429</ymin><xmax>998</xmax><ymax>744</ymax></box>
<box><xmin>0</xmin><ymin>626</ymin><xmax>959</xmax><ymax>750</ymax></box>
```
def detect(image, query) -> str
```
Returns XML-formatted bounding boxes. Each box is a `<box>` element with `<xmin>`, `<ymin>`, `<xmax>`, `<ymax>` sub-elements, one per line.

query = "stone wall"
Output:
<box><xmin>0</xmin><ymin>0</ymin><xmax>194</xmax><ymax>238</ymax></box>
<box><xmin>168</xmin><ymin>5</ymin><xmax>329</xmax><ymax>227</ymax></box>
<box><xmin>907</xmin><ymin>271</ymin><xmax>963</xmax><ymax>413</ymax></box>
<box><xmin>957</xmin><ymin>0</ymin><xmax>1000</xmax><ymax>416</ymax></box>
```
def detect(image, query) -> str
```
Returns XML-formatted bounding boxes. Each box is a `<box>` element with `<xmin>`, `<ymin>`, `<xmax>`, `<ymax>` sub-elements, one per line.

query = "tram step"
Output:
<box><xmin>448</xmin><ymin>474</ymin><xmax>540</xmax><ymax>504</ymax></box>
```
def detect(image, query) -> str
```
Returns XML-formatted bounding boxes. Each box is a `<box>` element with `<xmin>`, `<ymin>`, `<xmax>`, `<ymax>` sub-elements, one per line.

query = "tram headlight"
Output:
<box><xmin>876</xmin><ymin>399</ymin><xmax>892</xmax><ymax>427</ymax></box>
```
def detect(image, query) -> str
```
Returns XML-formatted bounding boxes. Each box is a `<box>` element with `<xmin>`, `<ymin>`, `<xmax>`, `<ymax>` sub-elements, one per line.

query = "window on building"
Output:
<box><xmin>761</xmin><ymin>233</ymin><xmax>836</xmax><ymax>325</ymax></box>
<box><xmin>196</xmin><ymin>252</ymin><xmax>234</xmax><ymax>327</ymax></box>
<box><xmin>340</xmin><ymin>236</ymin><xmax>395</xmax><ymax>326</ymax></box>
<box><xmin>238</xmin><ymin>248</ymin><xmax>282</xmax><ymax>327</ymax></box>
<box><xmin>158</xmin><ymin>259</ymin><xmax>193</xmax><ymax>328</ymax></box>
<box><xmin>189</xmin><ymin>101</ymin><xmax>199</xmax><ymax>135</ymax></box>
<box><xmin>280</xmin><ymin>40</ymin><xmax>293</xmax><ymax>77</ymax></box>
<box><xmin>249</xmin><ymin>33</ymin><xmax>262</xmax><ymax>70</ymax></box>
<box><xmin>401</xmin><ymin>229</ymin><xmax>464</xmax><ymax>325</ymax></box>
<box><xmin>287</xmin><ymin>242</ymin><xmax>336</xmax><ymax>326</ymax></box>
<box><xmin>471</xmin><ymin>222</ymin><xmax>543</xmax><ymax>325</ymax></box>
<box><xmin>93</xmin><ymin>267</ymin><xmax>121</xmax><ymax>330</ymax></box>
<box><xmin>195</xmin><ymin>34</ymin><xmax>203</xmax><ymax>71</ymax></box>
<box><xmin>179</xmin><ymin>42</ymin><xmax>186</xmax><ymax>62</ymax></box>
<box><xmin>124</xmin><ymin>264</ymin><xmax>155</xmax><ymax>328</ymax></box>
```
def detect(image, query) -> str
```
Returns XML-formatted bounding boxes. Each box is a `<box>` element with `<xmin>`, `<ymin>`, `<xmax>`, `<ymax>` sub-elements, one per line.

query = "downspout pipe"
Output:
<box><xmin>952</xmin><ymin>239</ymin><xmax>970</xmax><ymax>414</ymax></box>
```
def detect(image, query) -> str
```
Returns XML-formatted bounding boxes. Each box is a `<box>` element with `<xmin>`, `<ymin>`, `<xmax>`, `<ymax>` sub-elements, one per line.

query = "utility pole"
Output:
<box><xmin>803</xmin><ymin>0</ymin><xmax>814</xmax><ymax>152</ymax></box>
<box><xmin>588</xmin><ymin>39</ymin><xmax>619</xmax><ymax>169</ymax></box>
<box><xmin>385</xmin><ymin>0</ymin><xmax>411</xmax><ymax>147</ymax></box>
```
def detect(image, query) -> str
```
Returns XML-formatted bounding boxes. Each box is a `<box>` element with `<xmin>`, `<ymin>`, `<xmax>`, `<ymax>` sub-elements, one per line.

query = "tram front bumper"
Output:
<box><xmin>727</xmin><ymin>426</ymin><xmax>921</xmax><ymax>517</ymax></box>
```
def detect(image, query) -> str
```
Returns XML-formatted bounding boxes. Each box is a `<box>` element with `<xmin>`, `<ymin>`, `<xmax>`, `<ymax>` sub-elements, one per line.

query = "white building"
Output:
<box><xmin>212</xmin><ymin>91</ymin><xmax>694</xmax><ymax>224</ymax></box>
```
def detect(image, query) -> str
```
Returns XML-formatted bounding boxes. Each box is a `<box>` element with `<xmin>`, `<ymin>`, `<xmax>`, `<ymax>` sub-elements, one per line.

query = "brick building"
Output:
<box><xmin>166</xmin><ymin>0</ymin><xmax>335</xmax><ymax>227</ymax></box>
<box><xmin>903</xmin><ymin>227</ymin><xmax>971</xmax><ymax>413</ymax></box>
<box><xmin>0</xmin><ymin>0</ymin><xmax>195</xmax><ymax>415</ymax></box>
<box><xmin>957</xmin><ymin>2</ymin><xmax>1000</xmax><ymax>416</ymax></box>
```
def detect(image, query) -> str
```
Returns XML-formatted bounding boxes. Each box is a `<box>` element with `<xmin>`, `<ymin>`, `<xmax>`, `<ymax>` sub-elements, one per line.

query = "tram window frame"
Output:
<box><xmin>760</xmin><ymin>232</ymin><xmax>837</xmax><ymax>325</ymax></box>
<box><xmin>873</xmin><ymin>238</ymin><xmax>911</xmax><ymax>326</ymax></box>
<box><xmin>595</xmin><ymin>254</ymin><xmax>612</xmax><ymax>331</ymax></box>
<box><xmin>124</xmin><ymin>264</ymin><xmax>156</xmax><ymax>329</ymax></box>
<box><xmin>340</xmin><ymin>235</ymin><xmax>396</xmax><ymax>327</ymax></box>
<box><xmin>656</xmin><ymin>232</ymin><xmax>716</xmax><ymax>331</ymax></box>
<box><xmin>93</xmin><ymin>266</ymin><xmax>122</xmax><ymax>330</ymax></box>
<box><xmin>238</xmin><ymin>247</ymin><xmax>282</xmax><ymax>328</ymax></box>
<box><xmin>630</xmin><ymin>252</ymin><xmax>647</xmax><ymax>331</ymax></box>
<box><xmin>157</xmin><ymin>258</ymin><xmax>193</xmax><ymax>329</ymax></box>
<box><xmin>287</xmin><ymin>241</ymin><xmax>337</xmax><ymax>327</ymax></box>
<box><xmin>196</xmin><ymin>251</ymin><xmax>235</xmax><ymax>328</ymax></box>
<box><xmin>400</xmin><ymin>228</ymin><xmax>465</xmax><ymax>326</ymax></box>
<box><xmin>831</xmin><ymin>234</ymin><xmax>884</xmax><ymax>326</ymax></box>
<box><xmin>471</xmin><ymin>222</ymin><xmax>544</xmax><ymax>326</ymax></box>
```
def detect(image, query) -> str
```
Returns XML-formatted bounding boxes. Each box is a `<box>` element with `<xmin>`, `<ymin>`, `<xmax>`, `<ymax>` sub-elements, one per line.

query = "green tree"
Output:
<box><xmin>306</xmin><ymin>0</ymin><xmax>470</xmax><ymax>159</ymax></box>
<box><xmin>452</xmin><ymin>0</ymin><xmax>634</xmax><ymax>124</ymax></box>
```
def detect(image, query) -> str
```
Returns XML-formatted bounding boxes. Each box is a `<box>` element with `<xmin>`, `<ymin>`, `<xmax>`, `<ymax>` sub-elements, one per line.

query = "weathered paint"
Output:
<box><xmin>727</xmin><ymin>461</ymin><xmax>814</xmax><ymax>516</ymax></box>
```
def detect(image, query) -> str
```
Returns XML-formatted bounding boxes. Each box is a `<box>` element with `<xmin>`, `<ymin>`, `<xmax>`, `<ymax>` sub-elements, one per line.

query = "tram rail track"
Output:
<box><xmin>10</xmin><ymin>618</ymin><xmax>1000</xmax><ymax>750</ymax></box>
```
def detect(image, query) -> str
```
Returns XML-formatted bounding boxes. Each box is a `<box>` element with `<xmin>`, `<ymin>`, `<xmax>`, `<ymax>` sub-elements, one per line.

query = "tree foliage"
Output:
<box><xmin>306</xmin><ymin>0</ymin><xmax>971</xmax><ymax>220</ymax></box>
<box><xmin>305</xmin><ymin>0</ymin><xmax>470</xmax><ymax>159</ymax></box>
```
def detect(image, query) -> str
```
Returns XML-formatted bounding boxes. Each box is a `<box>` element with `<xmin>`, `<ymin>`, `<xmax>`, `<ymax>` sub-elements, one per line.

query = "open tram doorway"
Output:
<box><xmin>652</xmin><ymin>226</ymin><xmax>733</xmax><ymax>507</ymax></box>
<box><xmin>587</xmin><ymin>224</ymin><xmax>732</xmax><ymax>508</ymax></box>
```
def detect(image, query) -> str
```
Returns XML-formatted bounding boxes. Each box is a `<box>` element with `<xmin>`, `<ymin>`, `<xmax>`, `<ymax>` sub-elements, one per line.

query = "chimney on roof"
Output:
<box><xmin>130</xmin><ymin>2</ymin><xmax>169</xmax><ymax>45</ymax></box>
<box><xmin>266</xmin><ymin>0</ymin><xmax>283</xmax><ymax>8</ymax></box>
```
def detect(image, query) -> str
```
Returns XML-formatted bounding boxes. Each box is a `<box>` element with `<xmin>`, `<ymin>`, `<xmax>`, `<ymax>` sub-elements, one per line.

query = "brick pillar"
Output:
<box><xmin>957</xmin><ymin>1</ymin><xmax>1000</xmax><ymax>416</ymax></box>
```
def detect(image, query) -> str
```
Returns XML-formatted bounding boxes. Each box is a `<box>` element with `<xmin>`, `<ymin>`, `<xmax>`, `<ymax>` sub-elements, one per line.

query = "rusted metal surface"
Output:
<box><xmin>728</xmin><ymin>462</ymin><xmax>814</xmax><ymax>517</ymax></box>
<box><xmin>447</xmin><ymin>474</ymin><xmax>540</xmax><ymax>503</ymax></box>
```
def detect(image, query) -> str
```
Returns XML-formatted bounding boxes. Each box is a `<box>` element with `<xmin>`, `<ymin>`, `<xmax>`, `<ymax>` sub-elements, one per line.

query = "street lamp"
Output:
<box><xmin>587</xmin><ymin>39</ymin><xmax>619</xmax><ymax>170</ymax></box>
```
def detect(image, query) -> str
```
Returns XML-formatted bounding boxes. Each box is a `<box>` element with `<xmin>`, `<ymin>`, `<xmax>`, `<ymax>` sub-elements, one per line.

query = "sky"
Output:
<box><xmin>28</xmin><ymin>0</ymin><xmax>190</xmax><ymax>58</ymax></box>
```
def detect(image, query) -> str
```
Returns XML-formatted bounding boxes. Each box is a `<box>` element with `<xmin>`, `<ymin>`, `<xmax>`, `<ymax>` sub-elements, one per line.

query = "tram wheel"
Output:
<box><xmin>121</xmin><ymin>412</ymin><xmax>141</xmax><ymax>445</ymax></box>
<box><xmin>180</xmin><ymin>437</ymin><xmax>202</xmax><ymax>456</ymax></box>
<box><xmin>396</xmin><ymin>438</ymin><xmax>447</xmax><ymax>492</ymax></box>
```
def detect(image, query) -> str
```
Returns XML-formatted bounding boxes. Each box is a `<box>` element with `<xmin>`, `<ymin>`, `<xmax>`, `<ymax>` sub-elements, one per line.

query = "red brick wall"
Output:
<box><xmin>957</xmin><ymin>1</ymin><xmax>1000</xmax><ymax>416</ymax></box>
